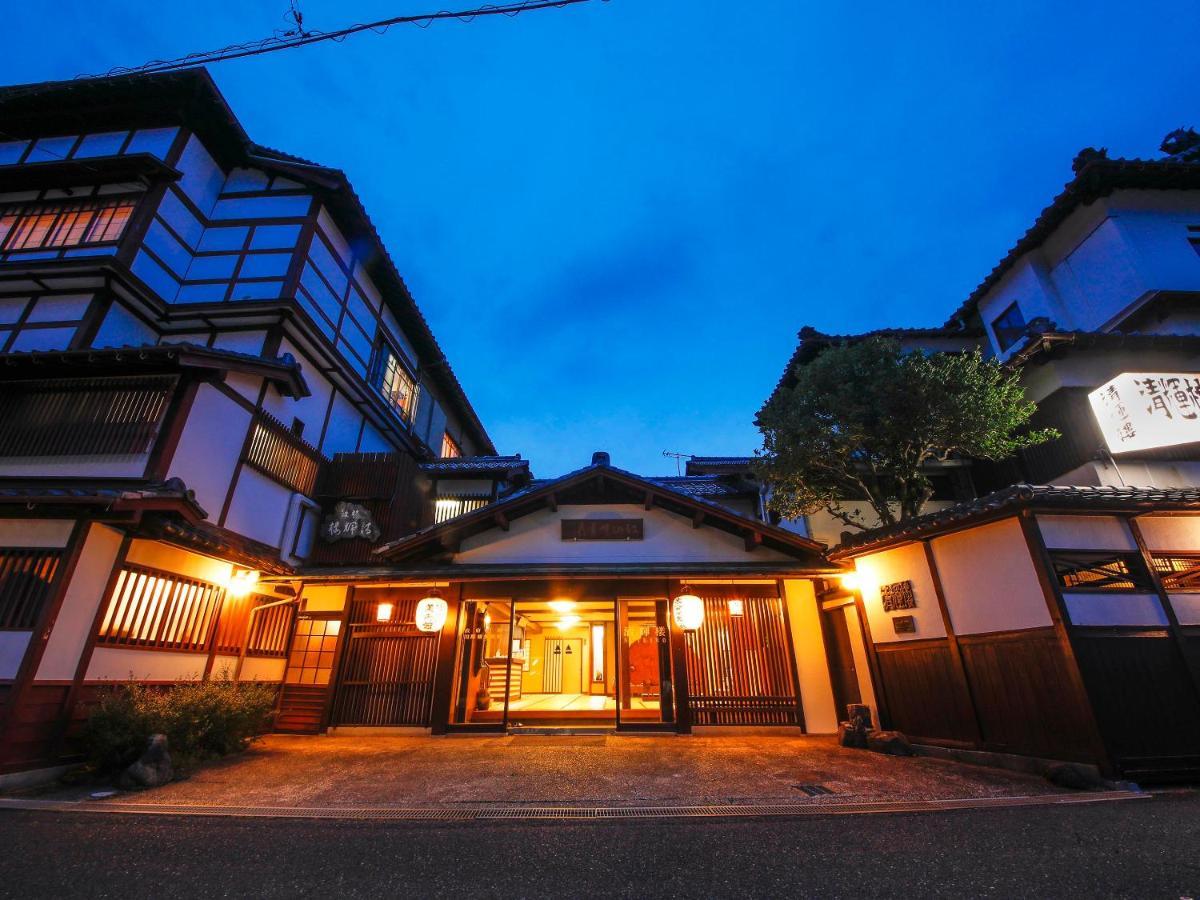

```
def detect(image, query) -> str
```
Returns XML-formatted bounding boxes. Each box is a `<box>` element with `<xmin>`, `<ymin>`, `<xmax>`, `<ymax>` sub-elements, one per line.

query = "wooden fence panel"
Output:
<box><xmin>873</xmin><ymin>638</ymin><xmax>977</xmax><ymax>744</ymax></box>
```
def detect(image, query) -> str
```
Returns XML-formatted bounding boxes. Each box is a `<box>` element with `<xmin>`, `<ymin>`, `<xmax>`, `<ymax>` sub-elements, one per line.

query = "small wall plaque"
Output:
<box><xmin>881</xmin><ymin>580</ymin><xmax>917</xmax><ymax>612</ymax></box>
<box><xmin>561</xmin><ymin>519</ymin><xmax>644</xmax><ymax>541</ymax></box>
<box><xmin>892</xmin><ymin>615</ymin><xmax>917</xmax><ymax>634</ymax></box>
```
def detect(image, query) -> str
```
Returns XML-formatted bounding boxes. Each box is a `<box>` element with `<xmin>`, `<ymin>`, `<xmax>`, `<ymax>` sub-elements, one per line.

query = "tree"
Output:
<box><xmin>754</xmin><ymin>337</ymin><xmax>1058</xmax><ymax>531</ymax></box>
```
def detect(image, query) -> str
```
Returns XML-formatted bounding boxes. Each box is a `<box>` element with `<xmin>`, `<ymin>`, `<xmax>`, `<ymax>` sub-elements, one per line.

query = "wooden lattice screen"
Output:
<box><xmin>0</xmin><ymin>548</ymin><xmax>62</xmax><ymax>629</ymax></box>
<box><xmin>0</xmin><ymin>376</ymin><xmax>175</xmax><ymax>457</ymax></box>
<box><xmin>684</xmin><ymin>589</ymin><xmax>800</xmax><ymax>726</ymax></box>
<box><xmin>244</xmin><ymin>410</ymin><xmax>326</xmax><ymax>495</ymax></box>
<box><xmin>96</xmin><ymin>564</ymin><xmax>225</xmax><ymax>652</ymax></box>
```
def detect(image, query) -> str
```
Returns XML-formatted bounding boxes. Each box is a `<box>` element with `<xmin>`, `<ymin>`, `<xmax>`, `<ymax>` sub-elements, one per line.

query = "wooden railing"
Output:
<box><xmin>244</xmin><ymin>410</ymin><xmax>326</xmax><ymax>496</ymax></box>
<box><xmin>213</xmin><ymin>594</ymin><xmax>294</xmax><ymax>658</ymax></box>
<box><xmin>0</xmin><ymin>548</ymin><xmax>62</xmax><ymax>629</ymax></box>
<box><xmin>0</xmin><ymin>376</ymin><xmax>175</xmax><ymax>458</ymax></box>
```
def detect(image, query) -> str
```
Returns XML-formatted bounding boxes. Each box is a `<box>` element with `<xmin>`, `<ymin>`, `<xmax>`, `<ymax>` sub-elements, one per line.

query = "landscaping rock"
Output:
<box><xmin>1044</xmin><ymin>762</ymin><xmax>1106</xmax><ymax>791</ymax></box>
<box><xmin>866</xmin><ymin>730</ymin><xmax>914</xmax><ymax>756</ymax></box>
<box><xmin>119</xmin><ymin>734</ymin><xmax>173</xmax><ymax>789</ymax></box>
<box><xmin>837</xmin><ymin>722</ymin><xmax>868</xmax><ymax>749</ymax></box>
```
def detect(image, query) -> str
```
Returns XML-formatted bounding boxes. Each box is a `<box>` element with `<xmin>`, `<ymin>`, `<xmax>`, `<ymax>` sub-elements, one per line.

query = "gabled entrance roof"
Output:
<box><xmin>375</xmin><ymin>455</ymin><xmax>833</xmax><ymax>569</ymax></box>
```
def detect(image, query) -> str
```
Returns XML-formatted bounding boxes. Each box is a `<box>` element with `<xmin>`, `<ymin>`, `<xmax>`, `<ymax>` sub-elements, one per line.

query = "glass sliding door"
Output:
<box><xmin>616</xmin><ymin>599</ymin><xmax>673</xmax><ymax>726</ymax></box>
<box><xmin>449</xmin><ymin>599</ymin><xmax>514</xmax><ymax>727</ymax></box>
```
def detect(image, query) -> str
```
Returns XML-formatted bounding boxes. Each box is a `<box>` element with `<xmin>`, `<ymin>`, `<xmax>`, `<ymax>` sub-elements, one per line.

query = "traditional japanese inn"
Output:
<box><xmin>2</xmin><ymin>69</ymin><xmax>1200</xmax><ymax>785</ymax></box>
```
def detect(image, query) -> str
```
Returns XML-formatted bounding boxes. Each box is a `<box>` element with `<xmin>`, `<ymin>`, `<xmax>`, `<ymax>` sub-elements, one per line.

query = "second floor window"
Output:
<box><xmin>0</xmin><ymin>196</ymin><xmax>137</xmax><ymax>253</ymax></box>
<box><xmin>990</xmin><ymin>301</ymin><xmax>1027</xmax><ymax>351</ymax></box>
<box><xmin>374</xmin><ymin>343</ymin><xmax>417</xmax><ymax>421</ymax></box>
<box><xmin>441</xmin><ymin>432</ymin><xmax>461</xmax><ymax>459</ymax></box>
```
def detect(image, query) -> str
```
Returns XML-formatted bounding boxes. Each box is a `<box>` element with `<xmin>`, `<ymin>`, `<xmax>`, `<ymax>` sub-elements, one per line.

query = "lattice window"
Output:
<box><xmin>440</xmin><ymin>432</ymin><xmax>461</xmax><ymax>459</ymax></box>
<box><xmin>0</xmin><ymin>548</ymin><xmax>61</xmax><ymax>629</ymax></box>
<box><xmin>433</xmin><ymin>496</ymin><xmax>489</xmax><ymax>524</ymax></box>
<box><xmin>0</xmin><ymin>376</ymin><xmax>174</xmax><ymax>458</ymax></box>
<box><xmin>212</xmin><ymin>594</ymin><xmax>295</xmax><ymax>657</ymax></box>
<box><xmin>244</xmin><ymin>410</ymin><xmax>325</xmax><ymax>495</ymax></box>
<box><xmin>0</xmin><ymin>196</ymin><xmax>137</xmax><ymax>253</ymax></box>
<box><xmin>285</xmin><ymin>617</ymin><xmax>341</xmax><ymax>685</ymax></box>
<box><xmin>374</xmin><ymin>344</ymin><xmax>416</xmax><ymax>422</ymax></box>
<box><xmin>1050</xmin><ymin>551</ymin><xmax>1154</xmax><ymax>592</ymax></box>
<box><xmin>1151</xmin><ymin>554</ymin><xmax>1200</xmax><ymax>592</ymax></box>
<box><xmin>97</xmin><ymin>564</ymin><xmax>225</xmax><ymax>652</ymax></box>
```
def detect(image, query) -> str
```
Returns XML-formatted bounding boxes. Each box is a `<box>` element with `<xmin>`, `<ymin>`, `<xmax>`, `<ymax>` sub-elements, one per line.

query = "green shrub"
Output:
<box><xmin>84</xmin><ymin>672</ymin><xmax>276</xmax><ymax>774</ymax></box>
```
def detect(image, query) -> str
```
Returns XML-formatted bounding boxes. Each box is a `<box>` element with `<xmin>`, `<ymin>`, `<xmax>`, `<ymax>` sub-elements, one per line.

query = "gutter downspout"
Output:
<box><xmin>234</xmin><ymin>596</ymin><xmax>299</xmax><ymax>682</ymax></box>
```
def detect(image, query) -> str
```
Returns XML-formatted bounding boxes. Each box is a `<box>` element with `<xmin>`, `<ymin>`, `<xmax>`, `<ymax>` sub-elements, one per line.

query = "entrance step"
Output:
<box><xmin>508</xmin><ymin>727</ymin><xmax>615</xmax><ymax>736</ymax></box>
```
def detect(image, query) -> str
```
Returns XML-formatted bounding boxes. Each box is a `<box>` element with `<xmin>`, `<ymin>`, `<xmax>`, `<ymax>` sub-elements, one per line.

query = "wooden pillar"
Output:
<box><xmin>1127</xmin><ymin>516</ymin><xmax>1200</xmax><ymax>704</ymax></box>
<box><xmin>317</xmin><ymin>586</ymin><xmax>355</xmax><ymax>734</ymax></box>
<box><xmin>847</xmin><ymin>581</ymin><xmax>892</xmax><ymax>730</ymax></box>
<box><xmin>776</xmin><ymin>579</ymin><xmax>808</xmax><ymax>732</ymax></box>
<box><xmin>429</xmin><ymin>583</ymin><xmax>463</xmax><ymax>735</ymax></box>
<box><xmin>922</xmin><ymin>540</ymin><xmax>985</xmax><ymax>747</ymax></box>
<box><xmin>667</xmin><ymin>579</ymin><xmax>691</xmax><ymax>733</ymax></box>
<box><xmin>1018</xmin><ymin>511</ymin><xmax>1114</xmax><ymax>773</ymax></box>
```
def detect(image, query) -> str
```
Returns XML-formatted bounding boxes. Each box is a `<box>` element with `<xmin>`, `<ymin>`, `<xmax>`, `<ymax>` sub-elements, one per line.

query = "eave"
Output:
<box><xmin>274</xmin><ymin>561</ymin><xmax>841</xmax><ymax>584</ymax></box>
<box><xmin>0</xmin><ymin>154</ymin><xmax>181</xmax><ymax>192</ymax></box>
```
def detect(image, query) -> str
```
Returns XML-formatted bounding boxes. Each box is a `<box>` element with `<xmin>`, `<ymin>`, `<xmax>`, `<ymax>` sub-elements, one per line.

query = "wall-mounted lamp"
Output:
<box><xmin>727</xmin><ymin>598</ymin><xmax>745</xmax><ymax>617</ymax></box>
<box><xmin>838</xmin><ymin>572</ymin><xmax>862</xmax><ymax>592</ymax></box>
<box><xmin>226</xmin><ymin>568</ymin><xmax>260</xmax><ymax>599</ymax></box>
<box><xmin>376</xmin><ymin>602</ymin><xmax>394</xmax><ymax>623</ymax></box>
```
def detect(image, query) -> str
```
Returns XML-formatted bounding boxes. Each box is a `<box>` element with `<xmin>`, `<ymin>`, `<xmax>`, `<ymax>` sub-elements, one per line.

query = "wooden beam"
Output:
<box><xmin>643</xmin><ymin>491</ymin><xmax>655</xmax><ymax>511</ymax></box>
<box><xmin>922</xmin><ymin>540</ymin><xmax>984</xmax><ymax>746</ymax></box>
<box><xmin>692</xmin><ymin>511</ymin><xmax>705</xmax><ymax>529</ymax></box>
<box><xmin>744</xmin><ymin>530</ymin><xmax>763</xmax><ymax>552</ymax></box>
<box><xmin>494</xmin><ymin>511</ymin><xmax>510</xmax><ymax>532</ymax></box>
<box><xmin>546</xmin><ymin>492</ymin><xmax>558</xmax><ymax>512</ymax></box>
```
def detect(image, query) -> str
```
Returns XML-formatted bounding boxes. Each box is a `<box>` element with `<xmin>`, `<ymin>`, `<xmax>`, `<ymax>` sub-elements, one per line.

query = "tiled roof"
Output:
<box><xmin>0</xmin><ymin>342</ymin><xmax>310</xmax><ymax>397</ymax></box>
<box><xmin>947</xmin><ymin>150</ymin><xmax>1200</xmax><ymax>326</ymax></box>
<box><xmin>650</xmin><ymin>475</ymin><xmax>755</xmax><ymax>497</ymax></box>
<box><xmin>420</xmin><ymin>455</ymin><xmax>528</xmax><ymax>475</ymax></box>
<box><xmin>0</xmin><ymin>477</ymin><xmax>207</xmax><ymax>519</ymax></box>
<box><xmin>831</xmin><ymin>483</ymin><xmax>1200</xmax><ymax>557</ymax></box>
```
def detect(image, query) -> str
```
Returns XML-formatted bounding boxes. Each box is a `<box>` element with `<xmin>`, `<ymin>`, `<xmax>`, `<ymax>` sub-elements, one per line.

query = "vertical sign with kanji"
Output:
<box><xmin>1088</xmin><ymin>372</ymin><xmax>1200</xmax><ymax>453</ymax></box>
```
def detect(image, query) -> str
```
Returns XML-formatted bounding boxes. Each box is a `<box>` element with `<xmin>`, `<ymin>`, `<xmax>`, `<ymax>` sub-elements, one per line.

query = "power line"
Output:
<box><xmin>82</xmin><ymin>0</ymin><xmax>605</xmax><ymax>80</ymax></box>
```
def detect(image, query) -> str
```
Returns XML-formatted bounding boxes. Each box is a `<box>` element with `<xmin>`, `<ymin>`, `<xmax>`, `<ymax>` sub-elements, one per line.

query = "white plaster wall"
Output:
<box><xmin>0</xmin><ymin>519</ymin><xmax>75</xmax><ymax>548</ymax></box>
<box><xmin>1169</xmin><ymin>595</ymin><xmax>1200</xmax><ymax>626</ymax></box>
<box><xmin>1136</xmin><ymin>515</ymin><xmax>1200</xmax><ymax>551</ymax></box>
<box><xmin>854</xmin><ymin>542</ymin><xmax>945</xmax><ymax>643</ymax></box>
<box><xmin>167</xmin><ymin>383</ymin><xmax>252</xmax><ymax>519</ymax></box>
<box><xmin>210</xmin><ymin>655</ymin><xmax>240</xmax><ymax>679</ymax></box>
<box><xmin>783</xmin><ymin>579</ymin><xmax>837</xmax><ymax>734</ymax></box>
<box><xmin>454</xmin><ymin>505</ymin><xmax>794</xmax><ymax>565</ymax></box>
<box><xmin>260</xmin><ymin>338</ymin><xmax>335</xmax><ymax>441</ymax></box>
<box><xmin>236</xmin><ymin>656</ymin><xmax>287</xmax><ymax>682</ymax></box>
<box><xmin>1064</xmin><ymin>593</ymin><xmax>1167</xmax><ymax>627</ymax></box>
<box><xmin>842</xmin><ymin>604</ymin><xmax>878</xmax><ymax>725</ymax></box>
<box><xmin>34</xmin><ymin>524</ymin><xmax>126</xmax><ymax>682</ymax></box>
<box><xmin>1037</xmin><ymin>514</ymin><xmax>1136</xmax><ymax>551</ymax></box>
<box><xmin>86</xmin><ymin>647</ymin><xmax>208</xmax><ymax>682</ymax></box>
<box><xmin>302</xmin><ymin>584</ymin><xmax>349</xmax><ymax>613</ymax></box>
<box><xmin>0</xmin><ymin>632</ymin><xmax>31</xmax><ymax>680</ymax></box>
<box><xmin>932</xmin><ymin>518</ymin><xmax>1052</xmax><ymax>635</ymax></box>
<box><xmin>125</xmin><ymin>539</ymin><xmax>233</xmax><ymax>588</ymax></box>
<box><xmin>223</xmin><ymin>468</ymin><xmax>294</xmax><ymax>549</ymax></box>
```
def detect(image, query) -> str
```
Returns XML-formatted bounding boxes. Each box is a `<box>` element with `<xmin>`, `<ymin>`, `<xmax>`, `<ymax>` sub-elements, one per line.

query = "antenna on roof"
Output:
<box><xmin>662</xmin><ymin>450</ymin><xmax>690</xmax><ymax>476</ymax></box>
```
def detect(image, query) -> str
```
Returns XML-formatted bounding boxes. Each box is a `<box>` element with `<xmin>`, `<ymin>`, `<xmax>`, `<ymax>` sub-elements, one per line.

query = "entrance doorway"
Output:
<box><xmin>448</xmin><ymin>596</ymin><xmax>674</xmax><ymax>730</ymax></box>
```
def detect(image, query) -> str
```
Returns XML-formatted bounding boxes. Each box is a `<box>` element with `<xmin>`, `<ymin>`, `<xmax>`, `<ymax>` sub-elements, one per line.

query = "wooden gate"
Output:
<box><xmin>684</xmin><ymin>590</ymin><xmax>802</xmax><ymax>726</ymax></box>
<box><xmin>330</xmin><ymin>627</ymin><xmax>439</xmax><ymax>727</ymax></box>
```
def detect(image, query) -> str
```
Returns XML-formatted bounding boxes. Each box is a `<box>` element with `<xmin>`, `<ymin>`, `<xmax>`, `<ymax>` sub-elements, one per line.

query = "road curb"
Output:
<box><xmin>0</xmin><ymin>789</ymin><xmax>1148</xmax><ymax>822</ymax></box>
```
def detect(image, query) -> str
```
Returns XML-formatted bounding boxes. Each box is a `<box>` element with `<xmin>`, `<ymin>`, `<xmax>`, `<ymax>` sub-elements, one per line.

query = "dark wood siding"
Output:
<box><xmin>959</xmin><ymin>628</ymin><xmax>1096</xmax><ymax>761</ymax></box>
<box><xmin>873</xmin><ymin>639</ymin><xmax>977</xmax><ymax>743</ymax></box>
<box><xmin>1072</xmin><ymin>630</ymin><xmax>1200</xmax><ymax>781</ymax></box>
<box><xmin>309</xmin><ymin>452</ymin><xmax>424</xmax><ymax>565</ymax></box>
<box><xmin>0</xmin><ymin>684</ymin><xmax>69</xmax><ymax>771</ymax></box>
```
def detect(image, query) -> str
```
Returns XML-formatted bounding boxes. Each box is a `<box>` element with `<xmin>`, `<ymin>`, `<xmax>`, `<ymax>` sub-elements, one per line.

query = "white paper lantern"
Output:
<box><xmin>416</xmin><ymin>595</ymin><xmax>449</xmax><ymax>633</ymax></box>
<box><xmin>672</xmin><ymin>593</ymin><xmax>705</xmax><ymax>632</ymax></box>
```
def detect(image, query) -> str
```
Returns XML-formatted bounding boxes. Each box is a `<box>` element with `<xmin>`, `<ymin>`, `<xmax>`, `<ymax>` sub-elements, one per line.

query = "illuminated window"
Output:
<box><xmin>285</xmin><ymin>617</ymin><xmax>341</xmax><ymax>685</ymax></box>
<box><xmin>990</xmin><ymin>301</ymin><xmax>1027</xmax><ymax>351</ymax></box>
<box><xmin>1151</xmin><ymin>554</ymin><xmax>1200</xmax><ymax>592</ymax></box>
<box><xmin>96</xmin><ymin>564</ymin><xmax>224</xmax><ymax>651</ymax></box>
<box><xmin>441</xmin><ymin>432</ymin><xmax>461</xmax><ymax>459</ymax></box>
<box><xmin>1050</xmin><ymin>552</ymin><xmax>1153</xmax><ymax>592</ymax></box>
<box><xmin>373</xmin><ymin>344</ymin><xmax>417</xmax><ymax>421</ymax></box>
<box><xmin>0</xmin><ymin>196</ymin><xmax>136</xmax><ymax>253</ymax></box>
<box><xmin>434</xmin><ymin>496</ymin><xmax>489</xmax><ymax>523</ymax></box>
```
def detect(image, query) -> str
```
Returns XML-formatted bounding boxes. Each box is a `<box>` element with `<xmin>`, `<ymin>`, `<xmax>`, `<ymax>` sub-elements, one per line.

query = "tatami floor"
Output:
<box><xmin>507</xmin><ymin>693</ymin><xmax>658</xmax><ymax>712</ymax></box>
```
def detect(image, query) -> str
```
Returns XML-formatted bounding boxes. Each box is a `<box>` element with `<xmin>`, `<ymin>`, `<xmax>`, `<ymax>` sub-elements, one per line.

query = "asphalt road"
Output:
<box><xmin>0</xmin><ymin>793</ymin><xmax>1197</xmax><ymax>898</ymax></box>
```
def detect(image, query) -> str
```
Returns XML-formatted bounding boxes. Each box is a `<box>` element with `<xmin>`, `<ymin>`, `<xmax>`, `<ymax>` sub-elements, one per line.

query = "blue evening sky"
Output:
<box><xmin>5</xmin><ymin>2</ymin><xmax>1200</xmax><ymax>476</ymax></box>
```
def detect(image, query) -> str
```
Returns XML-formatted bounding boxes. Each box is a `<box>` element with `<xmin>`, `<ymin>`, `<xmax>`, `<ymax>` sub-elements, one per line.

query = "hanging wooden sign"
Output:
<box><xmin>561</xmin><ymin>519</ymin><xmax>644</xmax><ymax>541</ymax></box>
<box><xmin>320</xmin><ymin>501</ymin><xmax>381</xmax><ymax>543</ymax></box>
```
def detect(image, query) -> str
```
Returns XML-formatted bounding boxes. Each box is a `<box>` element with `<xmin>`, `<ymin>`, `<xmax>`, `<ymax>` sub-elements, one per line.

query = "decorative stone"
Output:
<box><xmin>838</xmin><ymin>722</ymin><xmax>868</xmax><ymax>749</ymax></box>
<box><xmin>866</xmin><ymin>730</ymin><xmax>914</xmax><ymax>756</ymax></box>
<box><xmin>1044</xmin><ymin>763</ymin><xmax>1106</xmax><ymax>791</ymax></box>
<box><xmin>118</xmin><ymin>734</ymin><xmax>173</xmax><ymax>789</ymax></box>
<box><xmin>846</xmin><ymin>704</ymin><xmax>873</xmax><ymax>731</ymax></box>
